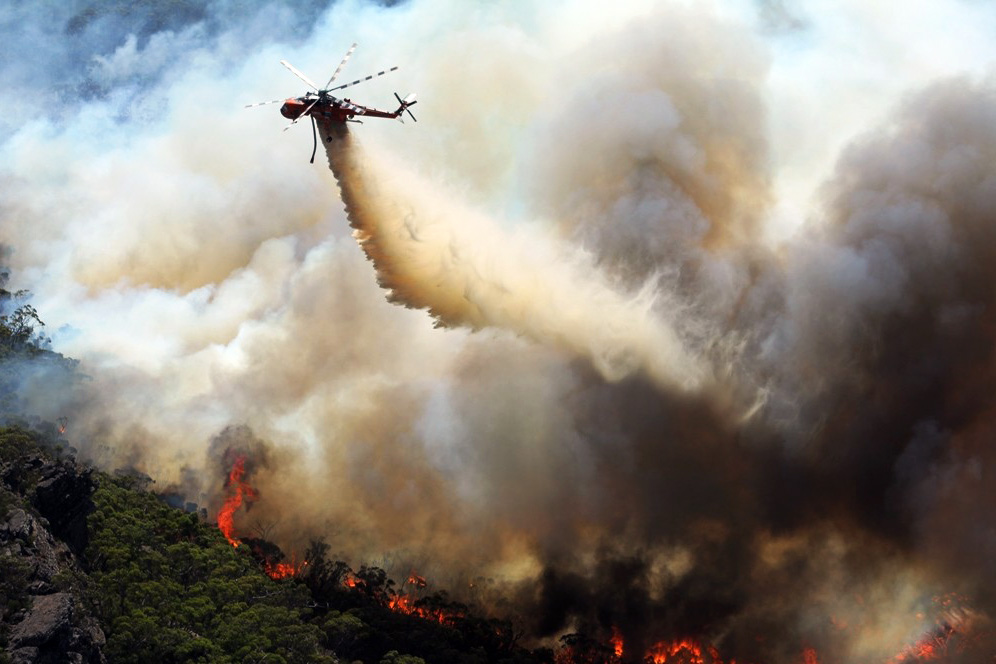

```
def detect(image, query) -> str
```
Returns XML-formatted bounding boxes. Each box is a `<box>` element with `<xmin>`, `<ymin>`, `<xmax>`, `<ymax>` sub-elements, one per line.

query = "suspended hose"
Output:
<box><xmin>310</xmin><ymin>115</ymin><xmax>318</xmax><ymax>164</ymax></box>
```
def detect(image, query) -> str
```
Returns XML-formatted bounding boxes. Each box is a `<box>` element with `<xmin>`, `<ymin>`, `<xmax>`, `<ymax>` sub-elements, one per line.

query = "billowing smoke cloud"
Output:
<box><xmin>2</xmin><ymin>0</ymin><xmax>996</xmax><ymax>662</ymax></box>
<box><xmin>320</xmin><ymin>124</ymin><xmax>705</xmax><ymax>388</ymax></box>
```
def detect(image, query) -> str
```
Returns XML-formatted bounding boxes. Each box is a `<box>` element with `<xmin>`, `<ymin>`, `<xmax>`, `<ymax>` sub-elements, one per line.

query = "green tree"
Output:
<box><xmin>379</xmin><ymin>650</ymin><xmax>427</xmax><ymax>664</ymax></box>
<box><xmin>322</xmin><ymin>610</ymin><xmax>369</xmax><ymax>653</ymax></box>
<box><xmin>85</xmin><ymin>478</ymin><xmax>333</xmax><ymax>664</ymax></box>
<box><xmin>0</xmin><ymin>273</ymin><xmax>45</xmax><ymax>352</ymax></box>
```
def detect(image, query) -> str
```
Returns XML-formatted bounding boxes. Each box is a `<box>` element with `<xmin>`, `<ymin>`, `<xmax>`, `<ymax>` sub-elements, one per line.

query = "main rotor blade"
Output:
<box><xmin>324</xmin><ymin>42</ymin><xmax>357</xmax><ymax>89</ymax></box>
<box><xmin>280</xmin><ymin>60</ymin><xmax>319</xmax><ymax>91</ymax></box>
<box><xmin>284</xmin><ymin>97</ymin><xmax>321</xmax><ymax>131</ymax></box>
<box><xmin>328</xmin><ymin>66</ymin><xmax>399</xmax><ymax>92</ymax></box>
<box><xmin>244</xmin><ymin>99</ymin><xmax>285</xmax><ymax>109</ymax></box>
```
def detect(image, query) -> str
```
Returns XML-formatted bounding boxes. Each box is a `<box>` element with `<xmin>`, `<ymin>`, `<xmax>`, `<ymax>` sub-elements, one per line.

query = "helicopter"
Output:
<box><xmin>245</xmin><ymin>43</ymin><xmax>417</xmax><ymax>162</ymax></box>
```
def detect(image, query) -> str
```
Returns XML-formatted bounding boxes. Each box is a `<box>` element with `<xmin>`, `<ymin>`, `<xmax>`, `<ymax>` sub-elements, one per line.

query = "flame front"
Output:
<box><xmin>216</xmin><ymin>455</ymin><xmax>257</xmax><ymax>548</ymax></box>
<box><xmin>386</xmin><ymin>592</ymin><xmax>464</xmax><ymax>625</ymax></box>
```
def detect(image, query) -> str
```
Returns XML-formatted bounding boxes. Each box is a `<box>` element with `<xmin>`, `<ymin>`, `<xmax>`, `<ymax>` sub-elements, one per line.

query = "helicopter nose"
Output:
<box><xmin>280</xmin><ymin>99</ymin><xmax>305</xmax><ymax>119</ymax></box>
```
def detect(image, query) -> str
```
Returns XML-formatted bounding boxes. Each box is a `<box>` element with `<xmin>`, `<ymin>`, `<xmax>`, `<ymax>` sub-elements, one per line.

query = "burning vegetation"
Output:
<box><xmin>217</xmin><ymin>454</ymin><xmax>257</xmax><ymax>548</ymax></box>
<box><xmin>210</xmin><ymin>448</ymin><xmax>992</xmax><ymax>664</ymax></box>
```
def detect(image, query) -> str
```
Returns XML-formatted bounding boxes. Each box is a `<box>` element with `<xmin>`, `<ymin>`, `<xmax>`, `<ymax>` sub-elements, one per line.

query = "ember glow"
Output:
<box><xmin>801</xmin><ymin>648</ymin><xmax>820</xmax><ymax>664</ymax></box>
<box><xmin>645</xmin><ymin>639</ymin><xmax>719</xmax><ymax>664</ymax></box>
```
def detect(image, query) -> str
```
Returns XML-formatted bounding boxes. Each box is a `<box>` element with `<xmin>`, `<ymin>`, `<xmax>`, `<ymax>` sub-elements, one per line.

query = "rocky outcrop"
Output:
<box><xmin>1</xmin><ymin>453</ymin><xmax>104</xmax><ymax>664</ymax></box>
<box><xmin>6</xmin><ymin>593</ymin><xmax>104</xmax><ymax>664</ymax></box>
<box><xmin>30</xmin><ymin>462</ymin><xmax>94</xmax><ymax>556</ymax></box>
<box><xmin>0</xmin><ymin>508</ymin><xmax>67</xmax><ymax>595</ymax></box>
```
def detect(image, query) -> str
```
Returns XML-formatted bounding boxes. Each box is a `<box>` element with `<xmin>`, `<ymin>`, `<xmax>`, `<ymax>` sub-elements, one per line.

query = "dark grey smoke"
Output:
<box><xmin>506</xmin><ymin>76</ymin><xmax>996</xmax><ymax>661</ymax></box>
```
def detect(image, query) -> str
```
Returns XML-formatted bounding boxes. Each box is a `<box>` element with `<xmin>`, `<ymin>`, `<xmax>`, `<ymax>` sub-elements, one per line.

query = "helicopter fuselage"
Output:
<box><xmin>280</xmin><ymin>94</ymin><xmax>407</xmax><ymax>124</ymax></box>
<box><xmin>280</xmin><ymin>97</ymin><xmax>356</xmax><ymax>123</ymax></box>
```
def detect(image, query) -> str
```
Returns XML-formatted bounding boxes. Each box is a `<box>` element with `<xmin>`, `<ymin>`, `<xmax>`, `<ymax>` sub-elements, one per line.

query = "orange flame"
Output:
<box><xmin>335</xmin><ymin>570</ymin><xmax>463</xmax><ymax>625</ymax></box>
<box><xmin>386</xmin><ymin>592</ymin><xmax>463</xmax><ymax>625</ymax></box>
<box><xmin>646</xmin><ymin>639</ymin><xmax>711</xmax><ymax>664</ymax></box>
<box><xmin>264</xmin><ymin>555</ymin><xmax>307</xmax><ymax>580</ymax></box>
<box><xmin>885</xmin><ymin>631</ymin><xmax>949</xmax><ymax>663</ymax></box>
<box><xmin>388</xmin><ymin>594</ymin><xmax>414</xmax><ymax>613</ymax></box>
<box><xmin>217</xmin><ymin>456</ymin><xmax>257</xmax><ymax>548</ymax></box>
<box><xmin>548</xmin><ymin>600</ymin><xmax>992</xmax><ymax>664</ymax></box>
<box><xmin>801</xmin><ymin>647</ymin><xmax>821</xmax><ymax>664</ymax></box>
<box><xmin>610</xmin><ymin>626</ymin><xmax>624</xmax><ymax>657</ymax></box>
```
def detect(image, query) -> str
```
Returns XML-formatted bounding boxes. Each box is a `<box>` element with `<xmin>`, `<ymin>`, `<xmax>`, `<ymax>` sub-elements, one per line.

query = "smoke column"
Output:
<box><xmin>2</xmin><ymin>1</ymin><xmax>996</xmax><ymax>661</ymax></box>
<box><xmin>319</xmin><ymin>123</ymin><xmax>705</xmax><ymax>390</ymax></box>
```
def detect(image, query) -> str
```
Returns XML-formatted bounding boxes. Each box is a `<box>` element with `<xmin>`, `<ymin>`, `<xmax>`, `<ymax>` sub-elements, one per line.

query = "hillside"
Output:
<box><xmin>0</xmin><ymin>277</ymin><xmax>553</xmax><ymax>664</ymax></box>
<box><xmin>1</xmin><ymin>424</ymin><xmax>559</xmax><ymax>664</ymax></box>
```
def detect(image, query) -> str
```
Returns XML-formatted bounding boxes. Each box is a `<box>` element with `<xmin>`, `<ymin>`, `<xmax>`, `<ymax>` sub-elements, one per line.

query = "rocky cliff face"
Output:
<box><xmin>1</xmin><ymin>452</ymin><xmax>105</xmax><ymax>664</ymax></box>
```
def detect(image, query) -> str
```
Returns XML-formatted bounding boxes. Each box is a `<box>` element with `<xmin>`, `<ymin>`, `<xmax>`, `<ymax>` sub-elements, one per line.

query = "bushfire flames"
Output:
<box><xmin>264</xmin><ymin>555</ymin><xmax>306</xmax><ymax>580</ymax></box>
<box><xmin>212</xmin><ymin>458</ymin><xmax>986</xmax><ymax>661</ymax></box>
<box><xmin>645</xmin><ymin>639</ymin><xmax>719</xmax><ymax>664</ymax></box>
<box><xmin>214</xmin><ymin>454</ymin><xmax>305</xmax><ymax>580</ymax></box>
<box><xmin>386</xmin><ymin>593</ymin><xmax>463</xmax><ymax>624</ymax></box>
<box><xmin>216</xmin><ymin>455</ymin><xmax>258</xmax><ymax>548</ymax></box>
<box><xmin>564</xmin><ymin>611</ymin><xmax>980</xmax><ymax>664</ymax></box>
<box><xmin>556</xmin><ymin>634</ymin><xmax>728</xmax><ymax>664</ymax></box>
<box><xmin>340</xmin><ymin>570</ymin><xmax>466</xmax><ymax>625</ymax></box>
<box><xmin>610</xmin><ymin>627</ymin><xmax>624</xmax><ymax>658</ymax></box>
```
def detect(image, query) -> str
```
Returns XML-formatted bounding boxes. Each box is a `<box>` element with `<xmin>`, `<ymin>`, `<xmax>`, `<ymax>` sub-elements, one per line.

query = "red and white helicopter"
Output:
<box><xmin>246</xmin><ymin>43</ymin><xmax>417</xmax><ymax>162</ymax></box>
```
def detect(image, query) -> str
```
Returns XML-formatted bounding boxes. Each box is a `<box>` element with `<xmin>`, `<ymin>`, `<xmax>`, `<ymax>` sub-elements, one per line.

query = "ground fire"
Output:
<box><xmin>552</xmin><ymin>627</ymin><xmax>984</xmax><ymax>664</ymax></box>
<box><xmin>555</xmin><ymin>595</ymin><xmax>988</xmax><ymax>664</ymax></box>
<box><xmin>213</xmin><ymin>454</ymin><xmax>989</xmax><ymax>662</ymax></box>
<box><xmin>263</xmin><ymin>554</ymin><xmax>306</xmax><ymax>580</ymax></box>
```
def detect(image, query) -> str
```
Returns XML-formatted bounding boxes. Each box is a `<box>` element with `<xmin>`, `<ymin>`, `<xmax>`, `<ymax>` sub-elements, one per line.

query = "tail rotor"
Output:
<box><xmin>394</xmin><ymin>92</ymin><xmax>418</xmax><ymax>123</ymax></box>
